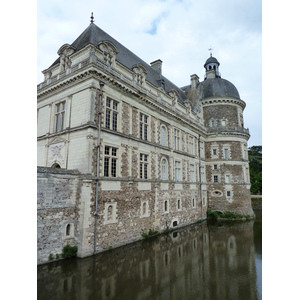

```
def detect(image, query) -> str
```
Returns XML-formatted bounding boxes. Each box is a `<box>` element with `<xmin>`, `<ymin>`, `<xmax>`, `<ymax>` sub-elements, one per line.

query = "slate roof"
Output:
<box><xmin>49</xmin><ymin>22</ymin><xmax>188</xmax><ymax>104</ymax></box>
<box><xmin>200</xmin><ymin>77</ymin><xmax>240</xmax><ymax>99</ymax></box>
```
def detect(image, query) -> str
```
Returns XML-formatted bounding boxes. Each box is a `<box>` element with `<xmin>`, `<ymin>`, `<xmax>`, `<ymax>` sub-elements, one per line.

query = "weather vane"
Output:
<box><xmin>90</xmin><ymin>12</ymin><xmax>94</xmax><ymax>23</ymax></box>
<box><xmin>208</xmin><ymin>46</ymin><xmax>213</xmax><ymax>57</ymax></box>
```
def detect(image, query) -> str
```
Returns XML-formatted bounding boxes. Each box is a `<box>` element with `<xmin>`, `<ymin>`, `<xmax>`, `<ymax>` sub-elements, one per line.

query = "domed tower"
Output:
<box><xmin>201</xmin><ymin>55</ymin><xmax>254</xmax><ymax>217</ymax></box>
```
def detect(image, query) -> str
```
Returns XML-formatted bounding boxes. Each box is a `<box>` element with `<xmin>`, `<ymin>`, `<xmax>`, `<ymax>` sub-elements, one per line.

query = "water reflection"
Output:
<box><xmin>38</xmin><ymin>214</ymin><xmax>262</xmax><ymax>300</ymax></box>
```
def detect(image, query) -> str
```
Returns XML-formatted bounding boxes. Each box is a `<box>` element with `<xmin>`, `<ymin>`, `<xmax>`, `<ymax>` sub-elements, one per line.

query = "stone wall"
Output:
<box><xmin>37</xmin><ymin>167</ymin><xmax>84</xmax><ymax>264</ymax></box>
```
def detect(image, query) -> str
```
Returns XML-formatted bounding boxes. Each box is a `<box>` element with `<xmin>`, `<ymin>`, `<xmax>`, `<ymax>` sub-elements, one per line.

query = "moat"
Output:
<box><xmin>37</xmin><ymin>209</ymin><xmax>262</xmax><ymax>300</ymax></box>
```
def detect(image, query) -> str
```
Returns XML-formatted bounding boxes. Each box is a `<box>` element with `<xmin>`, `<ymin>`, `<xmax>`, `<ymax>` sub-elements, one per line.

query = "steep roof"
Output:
<box><xmin>49</xmin><ymin>22</ymin><xmax>187</xmax><ymax>104</ymax></box>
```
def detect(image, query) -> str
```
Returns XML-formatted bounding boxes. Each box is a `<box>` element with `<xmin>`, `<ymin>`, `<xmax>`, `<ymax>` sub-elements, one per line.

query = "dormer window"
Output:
<box><xmin>98</xmin><ymin>41</ymin><xmax>118</xmax><ymax>68</ymax></box>
<box><xmin>132</xmin><ymin>64</ymin><xmax>147</xmax><ymax>86</ymax></box>
<box><xmin>57</xmin><ymin>44</ymin><xmax>75</xmax><ymax>73</ymax></box>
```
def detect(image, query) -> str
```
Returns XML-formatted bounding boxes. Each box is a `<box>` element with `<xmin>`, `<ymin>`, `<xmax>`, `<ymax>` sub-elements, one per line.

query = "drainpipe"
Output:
<box><xmin>198</xmin><ymin>134</ymin><xmax>203</xmax><ymax>220</ymax></box>
<box><xmin>94</xmin><ymin>81</ymin><xmax>105</xmax><ymax>254</ymax></box>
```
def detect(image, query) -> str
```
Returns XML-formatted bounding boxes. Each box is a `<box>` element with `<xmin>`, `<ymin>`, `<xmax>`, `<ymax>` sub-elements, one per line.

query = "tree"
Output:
<box><xmin>248</xmin><ymin>145</ymin><xmax>262</xmax><ymax>195</ymax></box>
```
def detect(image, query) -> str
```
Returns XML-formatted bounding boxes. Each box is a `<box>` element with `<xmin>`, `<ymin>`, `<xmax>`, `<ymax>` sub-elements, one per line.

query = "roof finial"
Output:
<box><xmin>209</xmin><ymin>46</ymin><xmax>213</xmax><ymax>57</ymax></box>
<box><xmin>90</xmin><ymin>12</ymin><xmax>94</xmax><ymax>24</ymax></box>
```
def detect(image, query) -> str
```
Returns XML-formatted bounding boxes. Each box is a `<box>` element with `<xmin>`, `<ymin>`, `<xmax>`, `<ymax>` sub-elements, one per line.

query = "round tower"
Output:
<box><xmin>201</xmin><ymin>55</ymin><xmax>254</xmax><ymax>217</ymax></box>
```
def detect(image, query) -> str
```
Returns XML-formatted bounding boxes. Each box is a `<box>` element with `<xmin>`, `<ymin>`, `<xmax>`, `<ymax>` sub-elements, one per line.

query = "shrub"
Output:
<box><xmin>62</xmin><ymin>244</ymin><xmax>78</xmax><ymax>258</ymax></box>
<box><xmin>141</xmin><ymin>228</ymin><xmax>159</xmax><ymax>238</ymax></box>
<box><xmin>48</xmin><ymin>253</ymin><xmax>54</xmax><ymax>261</ymax></box>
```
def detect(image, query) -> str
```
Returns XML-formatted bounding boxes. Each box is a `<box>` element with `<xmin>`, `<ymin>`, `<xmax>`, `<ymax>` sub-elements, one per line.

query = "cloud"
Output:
<box><xmin>37</xmin><ymin>0</ymin><xmax>262</xmax><ymax>146</ymax></box>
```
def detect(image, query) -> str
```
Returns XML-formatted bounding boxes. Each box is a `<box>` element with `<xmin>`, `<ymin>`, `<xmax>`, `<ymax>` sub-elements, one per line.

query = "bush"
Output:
<box><xmin>141</xmin><ymin>228</ymin><xmax>159</xmax><ymax>239</ymax></box>
<box><xmin>62</xmin><ymin>244</ymin><xmax>78</xmax><ymax>258</ymax></box>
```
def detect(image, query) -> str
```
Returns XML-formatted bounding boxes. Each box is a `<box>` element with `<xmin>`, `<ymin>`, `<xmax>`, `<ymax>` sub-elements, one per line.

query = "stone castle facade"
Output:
<box><xmin>37</xmin><ymin>17</ymin><xmax>253</xmax><ymax>264</ymax></box>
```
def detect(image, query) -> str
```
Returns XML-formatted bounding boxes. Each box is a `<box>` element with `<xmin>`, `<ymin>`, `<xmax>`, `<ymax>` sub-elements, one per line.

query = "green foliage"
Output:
<box><xmin>207</xmin><ymin>209</ymin><xmax>219</xmax><ymax>220</ymax></box>
<box><xmin>141</xmin><ymin>228</ymin><xmax>159</xmax><ymax>238</ymax></box>
<box><xmin>62</xmin><ymin>244</ymin><xmax>78</xmax><ymax>258</ymax></box>
<box><xmin>207</xmin><ymin>210</ymin><xmax>251</xmax><ymax>220</ymax></box>
<box><xmin>48</xmin><ymin>253</ymin><xmax>54</xmax><ymax>261</ymax></box>
<box><xmin>248</xmin><ymin>145</ymin><xmax>262</xmax><ymax>195</ymax></box>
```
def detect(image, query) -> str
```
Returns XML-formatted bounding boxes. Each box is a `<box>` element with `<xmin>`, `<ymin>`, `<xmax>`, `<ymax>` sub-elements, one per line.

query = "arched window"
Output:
<box><xmin>164</xmin><ymin>200</ymin><xmax>168</xmax><ymax>212</ymax></box>
<box><xmin>161</xmin><ymin>159</ymin><xmax>167</xmax><ymax>180</ymax></box>
<box><xmin>107</xmin><ymin>205</ymin><xmax>113</xmax><ymax>221</ymax></box>
<box><xmin>142</xmin><ymin>202</ymin><xmax>147</xmax><ymax>215</ymax></box>
<box><xmin>51</xmin><ymin>163</ymin><xmax>61</xmax><ymax>168</ymax></box>
<box><xmin>66</xmin><ymin>224</ymin><xmax>71</xmax><ymax>236</ymax></box>
<box><xmin>161</xmin><ymin>126</ymin><xmax>166</xmax><ymax>146</ymax></box>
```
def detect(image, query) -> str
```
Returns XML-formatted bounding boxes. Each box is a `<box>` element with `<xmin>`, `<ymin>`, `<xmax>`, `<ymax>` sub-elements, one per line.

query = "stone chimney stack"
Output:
<box><xmin>190</xmin><ymin>74</ymin><xmax>199</xmax><ymax>90</ymax></box>
<box><xmin>150</xmin><ymin>59</ymin><xmax>163</xmax><ymax>77</ymax></box>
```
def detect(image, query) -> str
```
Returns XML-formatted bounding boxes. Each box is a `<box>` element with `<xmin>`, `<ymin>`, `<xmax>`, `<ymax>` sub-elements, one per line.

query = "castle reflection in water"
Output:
<box><xmin>38</xmin><ymin>218</ymin><xmax>261</xmax><ymax>300</ymax></box>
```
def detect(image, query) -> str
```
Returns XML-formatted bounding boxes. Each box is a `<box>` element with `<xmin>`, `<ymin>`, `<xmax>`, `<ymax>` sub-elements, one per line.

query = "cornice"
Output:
<box><xmin>201</xmin><ymin>97</ymin><xmax>246</xmax><ymax>110</ymax></box>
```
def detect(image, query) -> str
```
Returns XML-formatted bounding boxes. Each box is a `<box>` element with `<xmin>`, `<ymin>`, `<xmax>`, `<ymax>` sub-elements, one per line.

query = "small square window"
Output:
<box><xmin>214</xmin><ymin>164</ymin><xmax>218</xmax><ymax>170</ymax></box>
<box><xmin>227</xmin><ymin>191</ymin><xmax>231</xmax><ymax>197</ymax></box>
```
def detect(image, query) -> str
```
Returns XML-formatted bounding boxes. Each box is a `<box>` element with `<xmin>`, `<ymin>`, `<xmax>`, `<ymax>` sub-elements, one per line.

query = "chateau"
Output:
<box><xmin>37</xmin><ymin>16</ymin><xmax>253</xmax><ymax>264</ymax></box>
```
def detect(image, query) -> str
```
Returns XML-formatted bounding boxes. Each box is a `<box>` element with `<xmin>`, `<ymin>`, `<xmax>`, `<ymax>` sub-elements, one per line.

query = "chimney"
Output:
<box><xmin>190</xmin><ymin>74</ymin><xmax>199</xmax><ymax>89</ymax></box>
<box><xmin>150</xmin><ymin>59</ymin><xmax>163</xmax><ymax>77</ymax></box>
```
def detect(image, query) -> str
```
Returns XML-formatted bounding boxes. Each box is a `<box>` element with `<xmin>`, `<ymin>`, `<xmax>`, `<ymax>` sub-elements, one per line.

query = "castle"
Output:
<box><xmin>37</xmin><ymin>16</ymin><xmax>253</xmax><ymax>264</ymax></box>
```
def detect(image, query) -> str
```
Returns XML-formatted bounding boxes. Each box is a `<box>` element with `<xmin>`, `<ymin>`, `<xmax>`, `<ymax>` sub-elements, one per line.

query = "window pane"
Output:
<box><xmin>111</xmin><ymin>159</ymin><xmax>116</xmax><ymax>177</ymax></box>
<box><xmin>113</xmin><ymin>101</ymin><xmax>118</xmax><ymax>110</ymax></box>
<box><xmin>112</xmin><ymin>111</ymin><xmax>117</xmax><ymax>131</ymax></box>
<box><xmin>105</xmin><ymin>109</ymin><xmax>110</xmax><ymax>128</ymax></box>
<box><xmin>106</xmin><ymin>99</ymin><xmax>111</xmax><ymax>107</ymax></box>
<box><xmin>105</xmin><ymin>146</ymin><xmax>110</xmax><ymax>155</ymax></box>
<box><xmin>104</xmin><ymin>157</ymin><xmax>109</xmax><ymax>176</ymax></box>
<box><xmin>111</xmin><ymin>148</ymin><xmax>117</xmax><ymax>156</ymax></box>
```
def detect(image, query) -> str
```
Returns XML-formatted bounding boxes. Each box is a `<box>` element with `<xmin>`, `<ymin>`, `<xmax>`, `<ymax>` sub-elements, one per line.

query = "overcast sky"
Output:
<box><xmin>37</xmin><ymin>0</ymin><xmax>262</xmax><ymax>147</ymax></box>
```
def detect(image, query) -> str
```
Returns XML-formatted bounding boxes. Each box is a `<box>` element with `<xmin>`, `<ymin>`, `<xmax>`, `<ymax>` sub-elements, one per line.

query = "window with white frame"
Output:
<box><xmin>104</xmin><ymin>146</ymin><xmax>117</xmax><ymax>177</ymax></box>
<box><xmin>139</xmin><ymin>154</ymin><xmax>148</xmax><ymax>179</ymax></box>
<box><xmin>174</xmin><ymin>128</ymin><xmax>180</xmax><ymax>150</ymax></box>
<box><xmin>213</xmin><ymin>175</ymin><xmax>218</xmax><ymax>183</ymax></box>
<box><xmin>55</xmin><ymin>101</ymin><xmax>66</xmax><ymax>132</ymax></box>
<box><xmin>189</xmin><ymin>164</ymin><xmax>195</xmax><ymax>182</ymax></box>
<box><xmin>105</xmin><ymin>98</ymin><xmax>118</xmax><ymax>131</ymax></box>
<box><xmin>161</xmin><ymin>125</ymin><xmax>166</xmax><ymax>146</ymax></box>
<box><xmin>161</xmin><ymin>158</ymin><xmax>168</xmax><ymax>180</ymax></box>
<box><xmin>175</xmin><ymin>161</ymin><xmax>181</xmax><ymax>181</ymax></box>
<box><xmin>212</xmin><ymin>148</ymin><xmax>218</xmax><ymax>157</ymax></box>
<box><xmin>225</xmin><ymin>174</ymin><xmax>230</xmax><ymax>183</ymax></box>
<box><xmin>224</xmin><ymin>148</ymin><xmax>229</xmax><ymax>160</ymax></box>
<box><xmin>139</xmin><ymin>113</ymin><xmax>148</xmax><ymax>140</ymax></box>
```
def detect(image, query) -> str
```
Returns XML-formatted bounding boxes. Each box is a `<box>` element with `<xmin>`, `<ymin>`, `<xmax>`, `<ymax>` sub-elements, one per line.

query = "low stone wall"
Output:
<box><xmin>37</xmin><ymin>167</ymin><xmax>83</xmax><ymax>264</ymax></box>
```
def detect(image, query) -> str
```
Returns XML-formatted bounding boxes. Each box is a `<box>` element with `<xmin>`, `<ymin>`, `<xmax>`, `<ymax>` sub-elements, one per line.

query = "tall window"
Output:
<box><xmin>224</xmin><ymin>148</ymin><xmax>229</xmax><ymax>160</ymax></box>
<box><xmin>213</xmin><ymin>175</ymin><xmax>218</xmax><ymax>183</ymax></box>
<box><xmin>161</xmin><ymin>126</ymin><xmax>166</xmax><ymax>146</ymax></box>
<box><xmin>189</xmin><ymin>136</ymin><xmax>194</xmax><ymax>155</ymax></box>
<box><xmin>175</xmin><ymin>161</ymin><xmax>181</xmax><ymax>181</ymax></box>
<box><xmin>105</xmin><ymin>98</ymin><xmax>118</xmax><ymax>131</ymax></box>
<box><xmin>139</xmin><ymin>154</ymin><xmax>148</xmax><ymax>179</ymax></box>
<box><xmin>55</xmin><ymin>101</ymin><xmax>65</xmax><ymax>132</ymax></box>
<box><xmin>189</xmin><ymin>164</ymin><xmax>195</xmax><ymax>182</ymax></box>
<box><xmin>139</xmin><ymin>113</ymin><xmax>148</xmax><ymax>140</ymax></box>
<box><xmin>174</xmin><ymin>128</ymin><xmax>180</xmax><ymax>150</ymax></box>
<box><xmin>104</xmin><ymin>146</ymin><xmax>117</xmax><ymax>177</ymax></box>
<box><xmin>161</xmin><ymin>159</ymin><xmax>167</xmax><ymax>180</ymax></box>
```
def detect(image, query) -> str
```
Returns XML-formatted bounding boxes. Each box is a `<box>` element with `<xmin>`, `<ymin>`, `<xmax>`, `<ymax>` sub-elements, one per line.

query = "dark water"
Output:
<box><xmin>37</xmin><ymin>210</ymin><xmax>262</xmax><ymax>300</ymax></box>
